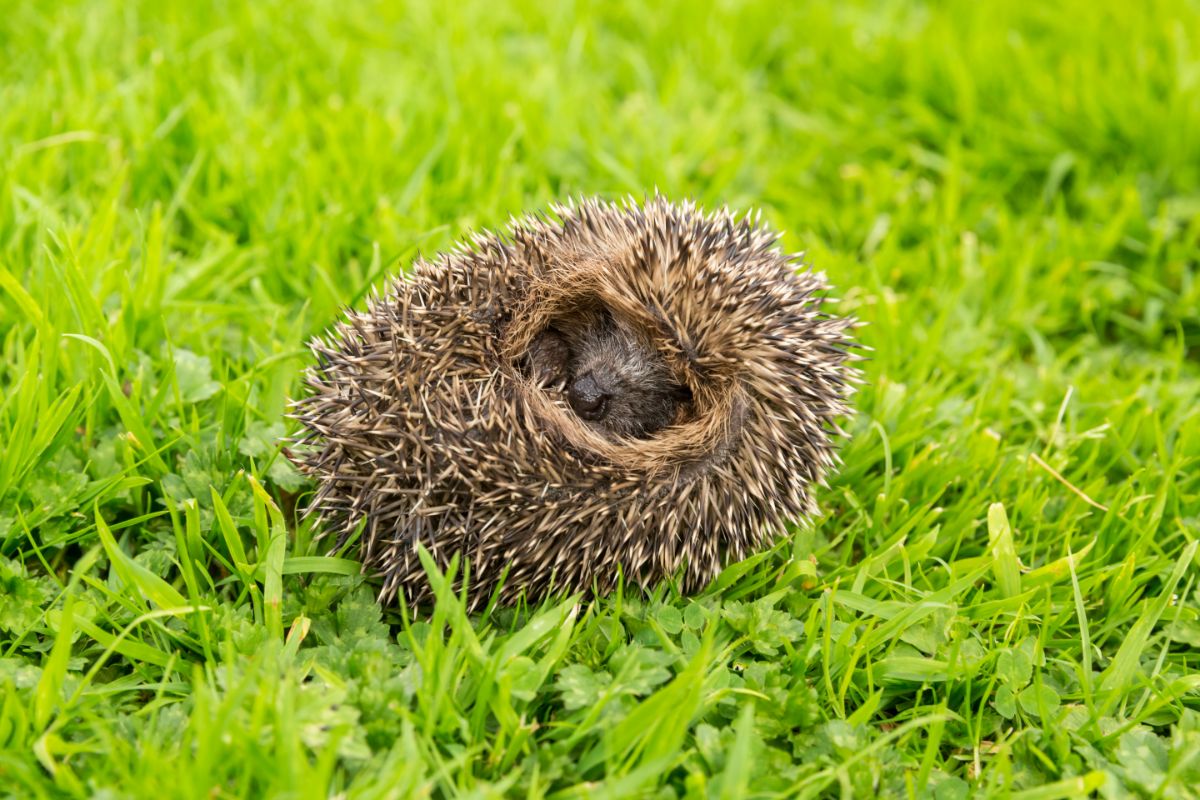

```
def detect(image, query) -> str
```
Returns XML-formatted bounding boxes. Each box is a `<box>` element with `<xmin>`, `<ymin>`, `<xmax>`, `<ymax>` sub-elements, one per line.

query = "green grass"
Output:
<box><xmin>1</xmin><ymin>0</ymin><xmax>1199</xmax><ymax>796</ymax></box>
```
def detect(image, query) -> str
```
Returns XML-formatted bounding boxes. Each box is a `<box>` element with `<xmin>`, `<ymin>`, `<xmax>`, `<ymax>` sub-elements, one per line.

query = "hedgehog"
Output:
<box><xmin>290</xmin><ymin>196</ymin><xmax>859</xmax><ymax>609</ymax></box>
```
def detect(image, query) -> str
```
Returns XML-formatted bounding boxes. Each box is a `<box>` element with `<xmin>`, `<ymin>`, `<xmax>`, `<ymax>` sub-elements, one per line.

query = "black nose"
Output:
<box><xmin>568</xmin><ymin>373</ymin><xmax>610</xmax><ymax>420</ymax></box>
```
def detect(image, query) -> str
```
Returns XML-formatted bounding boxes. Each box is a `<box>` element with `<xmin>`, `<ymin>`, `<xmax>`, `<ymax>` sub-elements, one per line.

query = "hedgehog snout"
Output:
<box><xmin>567</xmin><ymin>372</ymin><xmax>611</xmax><ymax>420</ymax></box>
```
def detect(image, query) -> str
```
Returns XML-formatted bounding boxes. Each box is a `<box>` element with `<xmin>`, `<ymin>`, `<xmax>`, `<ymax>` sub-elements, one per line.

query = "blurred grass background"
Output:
<box><xmin>1</xmin><ymin>0</ymin><xmax>1198</xmax><ymax>797</ymax></box>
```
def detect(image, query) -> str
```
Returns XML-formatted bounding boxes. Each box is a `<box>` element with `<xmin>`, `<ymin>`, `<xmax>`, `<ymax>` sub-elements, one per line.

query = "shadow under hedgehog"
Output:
<box><xmin>289</xmin><ymin>196</ymin><xmax>860</xmax><ymax>610</ymax></box>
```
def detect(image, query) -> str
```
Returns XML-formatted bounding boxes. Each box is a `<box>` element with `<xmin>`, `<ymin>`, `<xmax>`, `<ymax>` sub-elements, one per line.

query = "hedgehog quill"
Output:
<box><xmin>290</xmin><ymin>197</ymin><xmax>859</xmax><ymax>609</ymax></box>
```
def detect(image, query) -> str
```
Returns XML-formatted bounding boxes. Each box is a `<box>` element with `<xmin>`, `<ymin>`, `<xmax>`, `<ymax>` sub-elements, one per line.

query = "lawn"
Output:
<box><xmin>1</xmin><ymin>0</ymin><xmax>1199</xmax><ymax>796</ymax></box>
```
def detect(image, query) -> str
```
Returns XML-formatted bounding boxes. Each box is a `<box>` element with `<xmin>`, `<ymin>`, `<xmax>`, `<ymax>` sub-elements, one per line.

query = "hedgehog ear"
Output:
<box><xmin>527</xmin><ymin>328</ymin><xmax>570</xmax><ymax>385</ymax></box>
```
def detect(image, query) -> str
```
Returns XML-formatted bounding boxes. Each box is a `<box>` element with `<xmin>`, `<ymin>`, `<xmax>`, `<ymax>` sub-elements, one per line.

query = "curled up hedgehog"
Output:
<box><xmin>290</xmin><ymin>197</ymin><xmax>859</xmax><ymax>609</ymax></box>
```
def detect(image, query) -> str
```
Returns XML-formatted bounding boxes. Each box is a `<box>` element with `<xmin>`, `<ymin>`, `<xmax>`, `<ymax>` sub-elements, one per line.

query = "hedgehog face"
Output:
<box><xmin>528</xmin><ymin>308</ymin><xmax>690</xmax><ymax>439</ymax></box>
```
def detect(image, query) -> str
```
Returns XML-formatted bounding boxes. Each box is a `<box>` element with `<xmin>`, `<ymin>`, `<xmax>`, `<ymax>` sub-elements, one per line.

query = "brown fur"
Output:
<box><xmin>290</xmin><ymin>197</ymin><xmax>860</xmax><ymax>608</ymax></box>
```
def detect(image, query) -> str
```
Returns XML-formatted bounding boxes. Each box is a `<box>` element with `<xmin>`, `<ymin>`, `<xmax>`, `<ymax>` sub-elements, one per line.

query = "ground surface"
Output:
<box><xmin>1</xmin><ymin>1</ymin><xmax>1199</xmax><ymax>797</ymax></box>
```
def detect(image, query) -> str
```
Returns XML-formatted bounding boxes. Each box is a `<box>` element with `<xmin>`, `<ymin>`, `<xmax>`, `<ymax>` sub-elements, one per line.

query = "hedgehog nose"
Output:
<box><xmin>568</xmin><ymin>373</ymin><xmax>610</xmax><ymax>421</ymax></box>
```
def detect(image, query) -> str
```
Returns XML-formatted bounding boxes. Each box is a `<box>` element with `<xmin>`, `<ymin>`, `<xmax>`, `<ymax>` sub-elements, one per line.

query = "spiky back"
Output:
<box><xmin>291</xmin><ymin>197</ymin><xmax>858</xmax><ymax>608</ymax></box>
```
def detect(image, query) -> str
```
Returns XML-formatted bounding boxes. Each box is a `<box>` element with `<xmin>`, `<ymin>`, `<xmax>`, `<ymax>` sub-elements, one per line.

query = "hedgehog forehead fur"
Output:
<box><xmin>291</xmin><ymin>196</ymin><xmax>860</xmax><ymax>609</ymax></box>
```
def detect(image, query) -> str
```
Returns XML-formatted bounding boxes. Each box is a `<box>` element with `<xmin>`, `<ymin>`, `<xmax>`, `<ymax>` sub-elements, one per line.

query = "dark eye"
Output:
<box><xmin>568</xmin><ymin>372</ymin><xmax>610</xmax><ymax>420</ymax></box>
